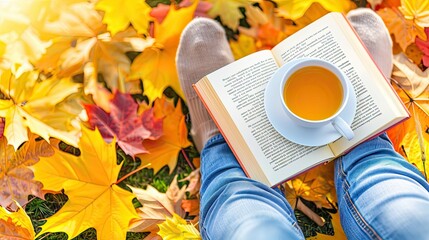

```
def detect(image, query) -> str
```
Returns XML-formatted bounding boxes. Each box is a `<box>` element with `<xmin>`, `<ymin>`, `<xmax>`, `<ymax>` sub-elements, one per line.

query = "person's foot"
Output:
<box><xmin>176</xmin><ymin>18</ymin><xmax>234</xmax><ymax>152</ymax></box>
<box><xmin>347</xmin><ymin>8</ymin><xmax>393</xmax><ymax>77</ymax></box>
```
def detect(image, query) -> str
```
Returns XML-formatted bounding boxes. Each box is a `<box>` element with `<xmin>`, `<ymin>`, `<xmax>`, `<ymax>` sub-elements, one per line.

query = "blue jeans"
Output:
<box><xmin>199</xmin><ymin>133</ymin><xmax>429</xmax><ymax>239</ymax></box>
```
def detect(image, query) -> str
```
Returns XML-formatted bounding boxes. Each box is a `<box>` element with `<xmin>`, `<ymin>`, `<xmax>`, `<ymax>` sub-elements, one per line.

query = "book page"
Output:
<box><xmin>271</xmin><ymin>12</ymin><xmax>408</xmax><ymax>156</ymax></box>
<box><xmin>206</xmin><ymin>50</ymin><xmax>335</xmax><ymax>185</ymax></box>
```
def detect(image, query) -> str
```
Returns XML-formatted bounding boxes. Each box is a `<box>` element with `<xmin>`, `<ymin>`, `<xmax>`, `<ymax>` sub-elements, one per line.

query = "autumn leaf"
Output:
<box><xmin>398</xmin><ymin>0</ymin><xmax>429</xmax><ymax>28</ymax></box>
<box><xmin>33</xmin><ymin>126</ymin><xmax>139</xmax><ymax>239</ymax></box>
<box><xmin>273</xmin><ymin>0</ymin><xmax>356</xmax><ymax>20</ymax></box>
<box><xmin>0</xmin><ymin>66</ymin><xmax>81</xmax><ymax>149</ymax></box>
<box><xmin>375</xmin><ymin>0</ymin><xmax>401</xmax><ymax>9</ymax></box>
<box><xmin>95</xmin><ymin>0</ymin><xmax>152</xmax><ymax>36</ymax></box>
<box><xmin>179</xmin><ymin>168</ymin><xmax>201</xmax><ymax>196</ymax></box>
<box><xmin>13</xmin><ymin>0</ymin><xmax>87</xmax><ymax>27</ymax></box>
<box><xmin>387</xmin><ymin>53</ymin><xmax>429</xmax><ymax>177</ymax></box>
<box><xmin>129</xmin><ymin>0</ymin><xmax>199</xmax><ymax>101</ymax></box>
<box><xmin>0</xmin><ymin>204</ymin><xmax>35</xmax><ymax>240</ymax></box>
<box><xmin>205</xmin><ymin>0</ymin><xmax>254</xmax><ymax>30</ymax></box>
<box><xmin>85</xmin><ymin>90</ymin><xmax>162</xmax><ymax>157</ymax></box>
<box><xmin>0</xmin><ymin>118</ymin><xmax>4</xmax><ymax>137</ymax></box>
<box><xmin>416</xmin><ymin>27</ymin><xmax>429</xmax><ymax>67</ymax></box>
<box><xmin>0</xmin><ymin>2</ymin><xmax>48</xmax><ymax>65</ymax></box>
<box><xmin>150</xmin><ymin>0</ymin><xmax>212</xmax><ymax>24</ymax></box>
<box><xmin>36</xmin><ymin>2</ymin><xmax>148</xmax><ymax>94</ymax></box>
<box><xmin>377</xmin><ymin>7</ymin><xmax>426</xmax><ymax>51</ymax></box>
<box><xmin>0</xmin><ymin>133</ymin><xmax>54</xmax><ymax>209</ymax></box>
<box><xmin>284</xmin><ymin>162</ymin><xmax>337</xmax><ymax>228</ymax></box>
<box><xmin>137</xmin><ymin>96</ymin><xmax>192</xmax><ymax>173</ymax></box>
<box><xmin>128</xmin><ymin>175</ymin><xmax>186</xmax><ymax>232</ymax></box>
<box><xmin>157</xmin><ymin>213</ymin><xmax>201</xmax><ymax>240</ymax></box>
<box><xmin>181</xmin><ymin>199</ymin><xmax>200</xmax><ymax>216</ymax></box>
<box><xmin>230</xmin><ymin>33</ymin><xmax>258</xmax><ymax>59</ymax></box>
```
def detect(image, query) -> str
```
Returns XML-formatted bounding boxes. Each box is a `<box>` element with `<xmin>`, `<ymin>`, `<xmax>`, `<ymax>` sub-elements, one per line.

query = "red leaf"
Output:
<box><xmin>416</xmin><ymin>27</ymin><xmax>429</xmax><ymax>67</ymax></box>
<box><xmin>142</xmin><ymin>108</ymin><xmax>163</xmax><ymax>139</ymax></box>
<box><xmin>150</xmin><ymin>0</ymin><xmax>212</xmax><ymax>24</ymax></box>
<box><xmin>85</xmin><ymin>90</ymin><xmax>162</xmax><ymax>157</ymax></box>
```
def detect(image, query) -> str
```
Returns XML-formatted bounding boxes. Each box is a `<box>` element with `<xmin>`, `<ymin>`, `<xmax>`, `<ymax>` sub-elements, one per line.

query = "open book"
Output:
<box><xmin>193</xmin><ymin>12</ymin><xmax>409</xmax><ymax>187</ymax></box>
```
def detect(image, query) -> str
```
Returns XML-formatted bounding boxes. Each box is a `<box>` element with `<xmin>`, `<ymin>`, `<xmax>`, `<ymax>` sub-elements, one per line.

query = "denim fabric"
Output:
<box><xmin>199</xmin><ymin>133</ymin><xmax>429</xmax><ymax>240</ymax></box>
<box><xmin>335</xmin><ymin>133</ymin><xmax>429</xmax><ymax>239</ymax></box>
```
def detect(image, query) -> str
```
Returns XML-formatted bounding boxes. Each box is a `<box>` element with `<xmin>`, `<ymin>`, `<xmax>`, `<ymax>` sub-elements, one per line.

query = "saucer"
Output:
<box><xmin>264</xmin><ymin>60</ymin><xmax>357</xmax><ymax>146</ymax></box>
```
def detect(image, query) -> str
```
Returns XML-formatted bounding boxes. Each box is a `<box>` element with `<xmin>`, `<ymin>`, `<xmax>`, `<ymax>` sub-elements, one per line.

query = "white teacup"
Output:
<box><xmin>280</xmin><ymin>58</ymin><xmax>354</xmax><ymax>140</ymax></box>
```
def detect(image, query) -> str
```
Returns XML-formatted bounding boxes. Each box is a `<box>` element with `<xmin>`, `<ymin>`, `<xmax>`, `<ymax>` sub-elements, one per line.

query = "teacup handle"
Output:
<box><xmin>332</xmin><ymin>117</ymin><xmax>354</xmax><ymax>140</ymax></box>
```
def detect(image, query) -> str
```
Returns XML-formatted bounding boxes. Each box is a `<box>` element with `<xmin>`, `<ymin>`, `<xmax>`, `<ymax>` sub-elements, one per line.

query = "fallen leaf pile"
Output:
<box><xmin>0</xmin><ymin>0</ymin><xmax>428</xmax><ymax>239</ymax></box>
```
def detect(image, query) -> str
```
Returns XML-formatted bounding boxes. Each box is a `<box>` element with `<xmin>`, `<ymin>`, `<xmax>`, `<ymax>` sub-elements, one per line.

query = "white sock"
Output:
<box><xmin>176</xmin><ymin>18</ymin><xmax>234</xmax><ymax>152</ymax></box>
<box><xmin>347</xmin><ymin>8</ymin><xmax>393</xmax><ymax>77</ymax></box>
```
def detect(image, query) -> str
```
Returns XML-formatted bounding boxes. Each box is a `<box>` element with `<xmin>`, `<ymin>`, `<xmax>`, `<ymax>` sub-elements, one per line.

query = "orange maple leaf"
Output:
<box><xmin>137</xmin><ymin>96</ymin><xmax>192</xmax><ymax>173</ymax></box>
<box><xmin>0</xmin><ymin>204</ymin><xmax>35</xmax><ymax>240</ymax></box>
<box><xmin>129</xmin><ymin>0</ymin><xmax>199</xmax><ymax>101</ymax></box>
<box><xmin>377</xmin><ymin>7</ymin><xmax>426</xmax><ymax>51</ymax></box>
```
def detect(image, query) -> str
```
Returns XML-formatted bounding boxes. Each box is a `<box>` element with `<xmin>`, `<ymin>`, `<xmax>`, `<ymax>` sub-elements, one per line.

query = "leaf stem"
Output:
<box><xmin>115</xmin><ymin>163</ymin><xmax>151</xmax><ymax>184</ymax></box>
<box><xmin>296</xmin><ymin>198</ymin><xmax>325</xmax><ymax>227</ymax></box>
<box><xmin>38</xmin><ymin>232</ymin><xmax>52</xmax><ymax>240</ymax></box>
<box><xmin>181</xmin><ymin>148</ymin><xmax>194</xmax><ymax>170</ymax></box>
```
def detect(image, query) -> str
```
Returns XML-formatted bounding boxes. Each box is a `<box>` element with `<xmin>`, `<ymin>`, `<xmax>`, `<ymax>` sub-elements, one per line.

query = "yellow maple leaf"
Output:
<box><xmin>36</xmin><ymin>2</ymin><xmax>148</xmax><ymax>94</ymax></box>
<box><xmin>33</xmin><ymin>126</ymin><xmax>139</xmax><ymax>239</ymax></box>
<box><xmin>129</xmin><ymin>0</ymin><xmax>199</xmax><ymax>101</ymax></box>
<box><xmin>96</xmin><ymin>0</ymin><xmax>152</xmax><ymax>36</ymax></box>
<box><xmin>377</xmin><ymin>7</ymin><xmax>426</xmax><ymax>51</ymax></box>
<box><xmin>273</xmin><ymin>0</ymin><xmax>355</xmax><ymax>20</ymax></box>
<box><xmin>399</xmin><ymin>0</ymin><xmax>429</xmax><ymax>28</ymax></box>
<box><xmin>137</xmin><ymin>96</ymin><xmax>192</xmax><ymax>173</ymax></box>
<box><xmin>157</xmin><ymin>213</ymin><xmax>201</xmax><ymax>240</ymax></box>
<box><xmin>230</xmin><ymin>34</ymin><xmax>257</xmax><ymax>60</ymax></box>
<box><xmin>206</xmin><ymin>0</ymin><xmax>254</xmax><ymax>30</ymax></box>
<box><xmin>0</xmin><ymin>2</ymin><xmax>48</xmax><ymax>65</ymax></box>
<box><xmin>0</xmin><ymin>204</ymin><xmax>35</xmax><ymax>240</ymax></box>
<box><xmin>387</xmin><ymin>53</ymin><xmax>429</xmax><ymax>177</ymax></box>
<box><xmin>0</xmin><ymin>66</ymin><xmax>81</xmax><ymax>149</ymax></box>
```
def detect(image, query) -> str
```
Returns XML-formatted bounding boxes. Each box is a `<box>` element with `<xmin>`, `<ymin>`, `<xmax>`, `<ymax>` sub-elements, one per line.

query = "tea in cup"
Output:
<box><xmin>280</xmin><ymin>58</ymin><xmax>354</xmax><ymax>140</ymax></box>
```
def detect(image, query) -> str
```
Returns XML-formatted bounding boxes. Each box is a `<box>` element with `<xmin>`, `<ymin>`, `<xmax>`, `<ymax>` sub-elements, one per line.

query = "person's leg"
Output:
<box><xmin>177</xmin><ymin>18</ymin><xmax>304</xmax><ymax>239</ymax></box>
<box><xmin>336</xmin><ymin>9</ymin><xmax>429</xmax><ymax>239</ymax></box>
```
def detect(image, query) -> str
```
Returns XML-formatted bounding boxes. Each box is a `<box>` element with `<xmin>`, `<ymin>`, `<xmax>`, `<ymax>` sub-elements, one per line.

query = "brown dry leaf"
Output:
<box><xmin>387</xmin><ymin>53</ymin><xmax>429</xmax><ymax>176</ymax></box>
<box><xmin>377</xmin><ymin>7</ymin><xmax>426</xmax><ymax>51</ymax></box>
<box><xmin>137</xmin><ymin>96</ymin><xmax>192</xmax><ymax>173</ymax></box>
<box><xmin>128</xmin><ymin>175</ymin><xmax>186</xmax><ymax>232</ymax></box>
<box><xmin>0</xmin><ymin>204</ymin><xmax>35</xmax><ymax>239</ymax></box>
<box><xmin>0</xmin><ymin>133</ymin><xmax>54</xmax><ymax>209</ymax></box>
<box><xmin>179</xmin><ymin>168</ymin><xmax>201</xmax><ymax>196</ymax></box>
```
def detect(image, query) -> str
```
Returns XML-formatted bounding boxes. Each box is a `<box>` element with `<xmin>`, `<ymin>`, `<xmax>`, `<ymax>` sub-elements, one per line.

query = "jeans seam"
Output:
<box><xmin>200</xmin><ymin>225</ymin><xmax>211</xmax><ymax>240</ymax></box>
<box><xmin>343</xmin><ymin>191</ymin><xmax>382</xmax><ymax>240</ymax></box>
<box><xmin>339</xmin><ymin>157</ymin><xmax>382</xmax><ymax>240</ymax></box>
